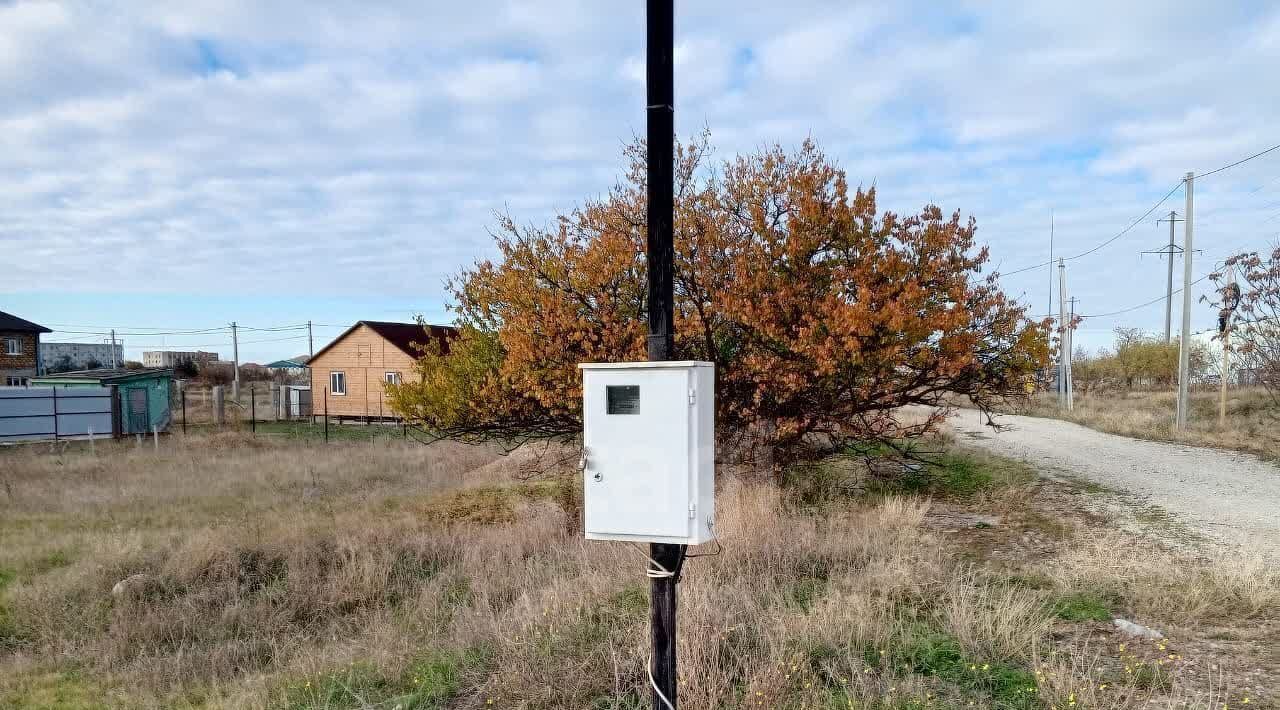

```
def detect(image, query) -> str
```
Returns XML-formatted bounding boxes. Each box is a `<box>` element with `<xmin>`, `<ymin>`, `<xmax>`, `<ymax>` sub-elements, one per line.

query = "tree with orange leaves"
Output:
<box><xmin>388</xmin><ymin>135</ymin><xmax>1050</xmax><ymax>466</ymax></box>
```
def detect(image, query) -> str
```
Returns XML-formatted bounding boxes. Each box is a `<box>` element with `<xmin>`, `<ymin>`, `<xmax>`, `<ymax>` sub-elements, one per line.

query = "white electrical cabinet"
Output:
<box><xmin>579</xmin><ymin>361</ymin><xmax>715</xmax><ymax>545</ymax></box>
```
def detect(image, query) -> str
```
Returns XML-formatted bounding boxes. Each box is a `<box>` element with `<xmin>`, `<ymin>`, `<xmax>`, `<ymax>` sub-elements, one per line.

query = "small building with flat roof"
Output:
<box><xmin>31</xmin><ymin>368</ymin><xmax>173</xmax><ymax>434</ymax></box>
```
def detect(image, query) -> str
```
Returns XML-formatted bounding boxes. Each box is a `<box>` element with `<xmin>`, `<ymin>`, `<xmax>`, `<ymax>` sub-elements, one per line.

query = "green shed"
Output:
<box><xmin>31</xmin><ymin>368</ymin><xmax>173</xmax><ymax>435</ymax></box>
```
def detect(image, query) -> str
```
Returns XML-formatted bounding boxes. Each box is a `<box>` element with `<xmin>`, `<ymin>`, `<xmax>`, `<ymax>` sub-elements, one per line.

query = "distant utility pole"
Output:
<box><xmin>1176</xmin><ymin>172</ymin><xmax>1195</xmax><ymax>430</ymax></box>
<box><xmin>1149</xmin><ymin>211</ymin><xmax>1185</xmax><ymax>343</ymax></box>
<box><xmin>1057</xmin><ymin>259</ymin><xmax>1073</xmax><ymax>410</ymax></box>
<box><xmin>231</xmin><ymin>321</ymin><xmax>241</xmax><ymax>401</ymax></box>
<box><xmin>307</xmin><ymin>320</ymin><xmax>314</xmax><ymax>360</ymax></box>
<box><xmin>109</xmin><ymin>329</ymin><xmax>117</xmax><ymax>369</ymax></box>
<box><xmin>1220</xmin><ymin>262</ymin><xmax>1236</xmax><ymax>428</ymax></box>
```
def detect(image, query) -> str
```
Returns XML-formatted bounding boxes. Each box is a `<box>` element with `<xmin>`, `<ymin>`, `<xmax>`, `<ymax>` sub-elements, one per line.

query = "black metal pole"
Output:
<box><xmin>646</xmin><ymin>2</ymin><xmax>682</xmax><ymax>708</ymax></box>
<box><xmin>323</xmin><ymin>387</ymin><xmax>329</xmax><ymax>443</ymax></box>
<box><xmin>250</xmin><ymin>385</ymin><xmax>256</xmax><ymax>434</ymax></box>
<box><xmin>181</xmin><ymin>388</ymin><xmax>187</xmax><ymax>435</ymax></box>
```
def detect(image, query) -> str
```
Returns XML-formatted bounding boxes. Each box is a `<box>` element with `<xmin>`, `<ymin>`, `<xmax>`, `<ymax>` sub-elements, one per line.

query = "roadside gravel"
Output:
<box><xmin>949</xmin><ymin>409</ymin><xmax>1280</xmax><ymax>557</ymax></box>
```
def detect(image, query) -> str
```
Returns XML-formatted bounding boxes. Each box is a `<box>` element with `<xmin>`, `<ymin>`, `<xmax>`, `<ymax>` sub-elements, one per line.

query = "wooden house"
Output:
<box><xmin>307</xmin><ymin>321</ymin><xmax>455</xmax><ymax>421</ymax></box>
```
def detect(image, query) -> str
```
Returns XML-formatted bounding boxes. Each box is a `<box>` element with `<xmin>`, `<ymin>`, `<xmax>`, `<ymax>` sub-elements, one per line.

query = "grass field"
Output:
<box><xmin>1010</xmin><ymin>387</ymin><xmax>1280</xmax><ymax>460</ymax></box>
<box><xmin>0</xmin><ymin>428</ymin><xmax>1276</xmax><ymax>708</ymax></box>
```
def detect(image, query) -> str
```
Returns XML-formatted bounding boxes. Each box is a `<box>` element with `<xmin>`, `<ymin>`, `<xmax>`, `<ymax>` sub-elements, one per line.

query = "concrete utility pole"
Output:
<box><xmin>109</xmin><ymin>329</ymin><xmax>117</xmax><ymax>369</ymax></box>
<box><xmin>307</xmin><ymin>320</ymin><xmax>314</xmax><ymax>361</ymax></box>
<box><xmin>1058</xmin><ymin>259</ymin><xmax>1072</xmax><ymax>410</ymax></box>
<box><xmin>1152</xmin><ymin>211</ymin><xmax>1185</xmax><ymax>343</ymax></box>
<box><xmin>231</xmin><ymin>321</ymin><xmax>240</xmax><ymax>401</ymax></box>
<box><xmin>1176</xmin><ymin>173</ymin><xmax>1195</xmax><ymax>430</ymax></box>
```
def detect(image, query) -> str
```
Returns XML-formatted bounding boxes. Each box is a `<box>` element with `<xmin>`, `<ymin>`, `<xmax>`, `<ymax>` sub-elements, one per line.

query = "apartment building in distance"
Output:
<box><xmin>142</xmin><ymin>350</ymin><xmax>220</xmax><ymax>368</ymax></box>
<box><xmin>41</xmin><ymin>342</ymin><xmax>124</xmax><ymax>371</ymax></box>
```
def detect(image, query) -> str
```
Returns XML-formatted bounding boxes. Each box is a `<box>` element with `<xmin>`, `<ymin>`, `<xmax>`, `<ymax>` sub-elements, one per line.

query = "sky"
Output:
<box><xmin>3</xmin><ymin>1</ymin><xmax>1280</xmax><ymax>363</ymax></box>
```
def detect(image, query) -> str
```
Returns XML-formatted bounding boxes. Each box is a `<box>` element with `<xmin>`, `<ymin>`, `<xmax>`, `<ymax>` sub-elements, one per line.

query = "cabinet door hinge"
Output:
<box><xmin>688</xmin><ymin>503</ymin><xmax>697</xmax><ymax>519</ymax></box>
<box><xmin>688</xmin><ymin>389</ymin><xmax>696</xmax><ymax>405</ymax></box>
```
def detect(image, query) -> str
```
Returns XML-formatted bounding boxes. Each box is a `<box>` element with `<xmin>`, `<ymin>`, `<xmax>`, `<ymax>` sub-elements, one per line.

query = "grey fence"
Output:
<box><xmin>0</xmin><ymin>387</ymin><xmax>116</xmax><ymax>442</ymax></box>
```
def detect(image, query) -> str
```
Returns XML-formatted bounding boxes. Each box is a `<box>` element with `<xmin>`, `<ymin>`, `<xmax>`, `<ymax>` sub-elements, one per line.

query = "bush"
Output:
<box><xmin>389</xmin><ymin>136</ymin><xmax>1049</xmax><ymax>469</ymax></box>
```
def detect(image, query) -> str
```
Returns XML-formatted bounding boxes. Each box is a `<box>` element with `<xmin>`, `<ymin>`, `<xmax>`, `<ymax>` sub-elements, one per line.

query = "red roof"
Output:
<box><xmin>310</xmin><ymin>321</ymin><xmax>457</xmax><ymax>362</ymax></box>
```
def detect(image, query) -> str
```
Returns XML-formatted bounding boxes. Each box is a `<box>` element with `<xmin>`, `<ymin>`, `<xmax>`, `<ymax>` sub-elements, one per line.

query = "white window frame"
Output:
<box><xmin>5</xmin><ymin>376</ymin><xmax>22</xmax><ymax>386</ymax></box>
<box><xmin>5</xmin><ymin>338</ymin><xmax>19</xmax><ymax>356</ymax></box>
<box><xmin>384</xmin><ymin>371</ymin><xmax>401</xmax><ymax>385</ymax></box>
<box><xmin>329</xmin><ymin>371</ymin><xmax>346</xmax><ymax>396</ymax></box>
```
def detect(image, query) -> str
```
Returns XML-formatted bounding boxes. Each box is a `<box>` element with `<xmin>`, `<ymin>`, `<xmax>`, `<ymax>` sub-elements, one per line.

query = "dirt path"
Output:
<box><xmin>949</xmin><ymin>410</ymin><xmax>1280</xmax><ymax>557</ymax></box>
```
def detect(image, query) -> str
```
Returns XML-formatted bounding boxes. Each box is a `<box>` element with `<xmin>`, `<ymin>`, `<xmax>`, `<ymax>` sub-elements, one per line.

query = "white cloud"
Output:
<box><xmin>444</xmin><ymin>59</ymin><xmax>541</xmax><ymax>103</ymax></box>
<box><xmin>1</xmin><ymin>0</ymin><xmax>1279</xmax><ymax>353</ymax></box>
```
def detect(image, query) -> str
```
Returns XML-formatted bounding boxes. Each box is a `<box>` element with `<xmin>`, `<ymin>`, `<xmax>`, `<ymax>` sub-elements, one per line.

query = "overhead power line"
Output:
<box><xmin>1003</xmin><ymin>142</ymin><xmax>1280</xmax><ymax>278</ymax></box>
<box><xmin>1079</xmin><ymin>273</ymin><xmax>1212</xmax><ymax>319</ymax></box>
<box><xmin>1001</xmin><ymin>181</ymin><xmax>1184</xmax><ymax>277</ymax></box>
<box><xmin>1195</xmin><ymin>142</ymin><xmax>1280</xmax><ymax>180</ymax></box>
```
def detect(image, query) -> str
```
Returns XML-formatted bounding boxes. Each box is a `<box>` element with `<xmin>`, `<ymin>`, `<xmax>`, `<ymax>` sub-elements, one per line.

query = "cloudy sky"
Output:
<box><xmin>4</xmin><ymin>1</ymin><xmax>1280</xmax><ymax>362</ymax></box>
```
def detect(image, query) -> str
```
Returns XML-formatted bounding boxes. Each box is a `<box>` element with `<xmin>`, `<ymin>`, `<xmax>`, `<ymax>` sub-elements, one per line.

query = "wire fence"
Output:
<box><xmin>174</xmin><ymin>382</ymin><xmax>412</xmax><ymax>443</ymax></box>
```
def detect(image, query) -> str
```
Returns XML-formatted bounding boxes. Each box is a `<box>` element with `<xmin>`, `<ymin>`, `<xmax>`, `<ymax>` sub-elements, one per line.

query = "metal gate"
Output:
<box><xmin>127</xmin><ymin>387</ymin><xmax>149</xmax><ymax>433</ymax></box>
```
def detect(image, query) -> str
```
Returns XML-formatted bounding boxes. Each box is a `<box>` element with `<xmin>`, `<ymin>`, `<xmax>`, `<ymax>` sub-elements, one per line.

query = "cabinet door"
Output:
<box><xmin>583</xmin><ymin>369</ymin><xmax>690</xmax><ymax>539</ymax></box>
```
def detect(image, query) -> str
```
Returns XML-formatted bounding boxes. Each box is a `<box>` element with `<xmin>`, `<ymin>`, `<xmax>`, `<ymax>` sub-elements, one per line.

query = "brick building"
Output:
<box><xmin>0</xmin><ymin>310</ymin><xmax>52</xmax><ymax>386</ymax></box>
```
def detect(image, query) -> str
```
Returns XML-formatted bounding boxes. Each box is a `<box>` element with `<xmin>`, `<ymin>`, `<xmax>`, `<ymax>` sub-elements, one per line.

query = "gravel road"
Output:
<box><xmin>949</xmin><ymin>410</ymin><xmax>1280</xmax><ymax>556</ymax></box>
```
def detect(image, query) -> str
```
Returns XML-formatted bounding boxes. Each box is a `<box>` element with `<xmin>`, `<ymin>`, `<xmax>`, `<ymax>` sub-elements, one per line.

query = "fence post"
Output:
<box><xmin>251</xmin><ymin>384</ymin><xmax>256</xmax><ymax>434</ymax></box>
<box><xmin>213</xmin><ymin>385</ymin><xmax>225</xmax><ymax>426</ymax></box>
<box><xmin>323</xmin><ymin>387</ymin><xmax>329</xmax><ymax>443</ymax></box>
<box><xmin>182</xmin><ymin>388</ymin><xmax>187</xmax><ymax>435</ymax></box>
<box><xmin>153</xmin><ymin>425</ymin><xmax>159</xmax><ymax>452</ymax></box>
<box><xmin>89</xmin><ymin>427</ymin><xmax>96</xmax><ymax>455</ymax></box>
<box><xmin>51</xmin><ymin>386</ymin><xmax>59</xmax><ymax>441</ymax></box>
<box><xmin>110</xmin><ymin>385</ymin><xmax>122</xmax><ymax>438</ymax></box>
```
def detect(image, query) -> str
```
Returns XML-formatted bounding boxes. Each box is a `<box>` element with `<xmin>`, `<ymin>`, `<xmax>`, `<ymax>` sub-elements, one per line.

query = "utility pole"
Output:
<box><xmin>645</xmin><ymin>2</ymin><xmax>681</xmax><ymax>708</ymax></box>
<box><xmin>1220</xmin><ymin>263</ymin><xmax>1236</xmax><ymax>428</ymax></box>
<box><xmin>307</xmin><ymin>320</ymin><xmax>314</xmax><ymax>360</ymax></box>
<box><xmin>1058</xmin><ymin>259</ymin><xmax>1073</xmax><ymax>410</ymax></box>
<box><xmin>1150</xmin><ymin>211</ymin><xmax>1185</xmax><ymax>343</ymax></box>
<box><xmin>109</xmin><ymin>329</ymin><xmax>117</xmax><ymax>369</ymax></box>
<box><xmin>1176</xmin><ymin>173</ymin><xmax>1195</xmax><ymax>430</ymax></box>
<box><xmin>231</xmin><ymin>321</ymin><xmax>240</xmax><ymax>401</ymax></box>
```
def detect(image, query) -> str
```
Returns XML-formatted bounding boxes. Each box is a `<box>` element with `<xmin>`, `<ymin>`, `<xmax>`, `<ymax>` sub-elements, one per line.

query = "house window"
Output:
<box><xmin>384</xmin><ymin>371</ymin><xmax>401</xmax><ymax>385</ymax></box>
<box><xmin>5</xmin><ymin>338</ymin><xmax>19</xmax><ymax>356</ymax></box>
<box><xmin>329</xmin><ymin>371</ymin><xmax>346</xmax><ymax>395</ymax></box>
<box><xmin>5</xmin><ymin>376</ymin><xmax>23</xmax><ymax>386</ymax></box>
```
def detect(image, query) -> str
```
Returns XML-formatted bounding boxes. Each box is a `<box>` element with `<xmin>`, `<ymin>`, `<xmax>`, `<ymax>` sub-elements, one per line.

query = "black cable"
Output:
<box><xmin>1001</xmin><ymin>181</ymin><xmax>1184</xmax><ymax>277</ymax></box>
<box><xmin>1196</xmin><ymin>142</ymin><xmax>1280</xmax><ymax>180</ymax></box>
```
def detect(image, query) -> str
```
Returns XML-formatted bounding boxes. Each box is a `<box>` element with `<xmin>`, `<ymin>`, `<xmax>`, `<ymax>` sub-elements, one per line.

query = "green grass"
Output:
<box><xmin>276</xmin><ymin>647</ymin><xmax>490</xmax><ymax>710</ymax></box>
<box><xmin>785</xmin><ymin>444</ymin><xmax>1036</xmax><ymax>507</ymax></box>
<box><xmin>0</xmin><ymin>566</ymin><xmax>22</xmax><ymax>652</ymax></box>
<box><xmin>1050</xmin><ymin>592</ymin><xmax>1112</xmax><ymax>622</ymax></box>
<box><xmin>856</xmin><ymin>623</ymin><xmax>1040</xmax><ymax>710</ymax></box>
<box><xmin>0</xmin><ymin>669</ymin><xmax>110</xmax><ymax>710</ymax></box>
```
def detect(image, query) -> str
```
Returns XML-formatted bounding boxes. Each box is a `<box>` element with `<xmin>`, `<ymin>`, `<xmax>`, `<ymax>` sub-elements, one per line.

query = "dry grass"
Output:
<box><xmin>1012</xmin><ymin>388</ymin><xmax>1280</xmax><ymax>460</ymax></box>
<box><xmin>0</xmin><ymin>432</ymin><xmax>1276</xmax><ymax>709</ymax></box>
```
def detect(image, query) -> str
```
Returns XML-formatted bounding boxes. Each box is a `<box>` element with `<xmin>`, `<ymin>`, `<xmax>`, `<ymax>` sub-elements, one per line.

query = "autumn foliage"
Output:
<box><xmin>388</xmin><ymin>137</ymin><xmax>1050</xmax><ymax>462</ymax></box>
